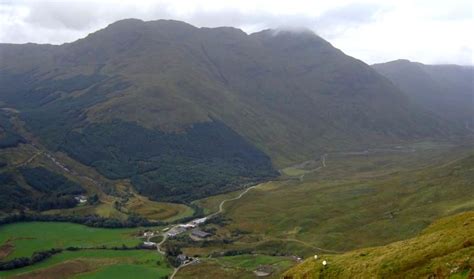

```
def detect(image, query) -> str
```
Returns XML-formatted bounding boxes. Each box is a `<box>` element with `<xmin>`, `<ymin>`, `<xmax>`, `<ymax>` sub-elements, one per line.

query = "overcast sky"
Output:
<box><xmin>1</xmin><ymin>0</ymin><xmax>472</xmax><ymax>65</ymax></box>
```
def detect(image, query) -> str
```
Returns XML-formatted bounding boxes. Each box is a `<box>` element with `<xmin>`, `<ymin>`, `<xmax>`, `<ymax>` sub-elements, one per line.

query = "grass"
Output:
<box><xmin>194</xmin><ymin>144</ymin><xmax>474</xmax><ymax>256</ymax></box>
<box><xmin>74</xmin><ymin>263</ymin><xmax>168</xmax><ymax>279</ymax></box>
<box><xmin>0</xmin><ymin>222</ymin><xmax>141</xmax><ymax>260</ymax></box>
<box><xmin>176</xmin><ymin>254</ymin><xmax>296</xmax><ymax>279</ymax></box>
<box><xmin>43</xmin><ymin>194</ymin><xmax>194</xmax><ymax>222</ymax></box>
<box><xmin>123</xmin><ymin>195</ymin><xmax>194</xmax><ymax>222</ymax></box>
<box><xmin>283</xmin><ymin>211</ymin><xmax>474</xmax><ymax>278</ymax></box>
<box><xmin>0</xmin><ymin>250</ymin><xmax>172</xmax><ymax>279</ymax></box>
<box><xmin>193</xmin><ymin>189</ymin><xmax>245</xmax><ymax>215</ymax></box>
<box><xmin>216</xmin><ymin>254</ymin><xmax>295</xmax><ymax>270</ymax></box>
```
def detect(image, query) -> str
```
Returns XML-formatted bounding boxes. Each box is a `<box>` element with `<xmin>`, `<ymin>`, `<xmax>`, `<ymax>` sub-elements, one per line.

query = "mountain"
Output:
<box><xmin>284</xmin><ymin>211</ymin><xmax>474</xmax><ymax>278</ymax></box>
<box><xmin>0</xmin><ymin>19</ymin><xmax>454</xmax><ymax>204</ymax></box>
<box><xmin>373</xmin><ymin>59</ymin><xmax>474</xmax><ymax>130</ymax></box>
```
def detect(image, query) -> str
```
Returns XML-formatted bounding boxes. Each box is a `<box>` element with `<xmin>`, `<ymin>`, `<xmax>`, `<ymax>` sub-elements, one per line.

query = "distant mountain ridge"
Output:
<box><xmin>373</xmin><ymin>59</ymin><xmax>473</xmax><ymax>130</ymax></box>
<box><xmin>0</xmin><ymin>19</ymin><xmax>461</xmax><ymax>203</ymax></box>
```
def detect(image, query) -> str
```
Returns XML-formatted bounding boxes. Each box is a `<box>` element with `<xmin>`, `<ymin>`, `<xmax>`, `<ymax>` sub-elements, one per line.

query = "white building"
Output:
<box><xmin>143</xmin><ymin>241</ymin><xmax>156</xmax><ymax>247</ymax></box>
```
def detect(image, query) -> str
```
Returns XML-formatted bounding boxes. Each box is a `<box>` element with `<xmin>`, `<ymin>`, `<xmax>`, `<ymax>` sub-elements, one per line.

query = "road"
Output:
<box><xmin>157</xmin><ymin>183</ymin><xmax>260</xmax><ymax>278</ymax></box>
<box><xmin>156</xmin><ymin>183</ymin><xmax>259</xmax><ymax>249</ymax></box>
<box><xmin>15</xmin><ymin>150</ymin><xmax>43</xmax><ymax>168</ymax></box>
<box><xmin>298</xmin><ymin>153</ymin><xmax>327</xmax><ymax>181</ymax></box>
<box><xmin>156</xmin><ymin>233</ymin><xmax>167</xmax><ymax>255</ymax></box>
<box><xmin>169</xmin><ymin>259</ymin><xmax>198</xmax><ymax>279</ymax></box>
<box><xmin>210</xmin><ymin>184</ymin><xmax>258</xmax><ymax>218</ymax></box>
<box><xmin>164</xmin><ymin>154</ymin><xmax>332</xmax><ymax>277</ymax></box>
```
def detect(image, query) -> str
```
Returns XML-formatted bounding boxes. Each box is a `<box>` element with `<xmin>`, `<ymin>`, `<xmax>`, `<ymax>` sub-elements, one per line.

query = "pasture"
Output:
<box><xmin>0</xmin><ymin>250</ymin><xmax>171</xmax><ymax>279</ymax></box>
<box><xmin>0</xmin><ymin>222</ymin><xmax>141</xmax><ymax>260</ymax></box>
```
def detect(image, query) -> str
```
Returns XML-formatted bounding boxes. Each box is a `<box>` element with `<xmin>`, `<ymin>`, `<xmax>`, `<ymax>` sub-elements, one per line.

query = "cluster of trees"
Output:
<box><xmin>0</xmin><ymin>172</ymin><xmax>32</xmax><ymax>212</ymax></box>
<box><xmin>0</xmin><ymin>248</ymin><xmax>62</xmax><ymax>271</ymax></box>
<box><xmin>0</xmin><ymin>213</ymin><xmax>164</xmax><ymax>228</ymax></box>
<box><xmin>0</xmin><ymin>112</ymin><xmax>26</xmax><ymax>149</ymax></box>
<box><xmin>0</xmin><ymin>167</ymin><xmax>86</xmax><ymax>212</ymax></box>
<box><xmin>210</xmin><ymin>248</ymin><xmax>254</xmax><ymax>258</ymax></box>
<box><xmin>164</xmin><ymin>244</ymin><xmax>183</xmax><ymax>268</ymax></box>
<box><xmin>20</xmin><ymin>167</ymin><xmax>84</xmax><ymax>196</ymax></box>
<box><xmin>31</xmin><ymin>196</ymin><xmax>79</xmax><ymax>211</ymax></box>
<box><xmin>60</xmin><ymin>120</ymin><xmax>278</xmax><ymax>202</ymax></box>
<box><xmin>1</xmin><ymin>71</ymin><xmax>277</xmax><ymax>204</ymax></box>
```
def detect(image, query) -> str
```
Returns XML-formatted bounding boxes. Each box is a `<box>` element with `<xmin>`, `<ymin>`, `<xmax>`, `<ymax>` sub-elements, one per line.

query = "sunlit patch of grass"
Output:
<box><xmin>284</xmin><ymin>211</ymin><xmax>474</xmax><ymax>278</ymax></box>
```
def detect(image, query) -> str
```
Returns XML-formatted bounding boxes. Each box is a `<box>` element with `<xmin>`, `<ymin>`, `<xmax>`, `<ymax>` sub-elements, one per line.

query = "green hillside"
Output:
<box><xmin>0</xmin><ymin>19</ymin><xmax>456</xmax><ymax>203</ymax></box>
<box><xmin>194</xmin><ymin>145</ymin><xmax>474</xmax><ymax>256</ymax></box>
<box><xmin>284</xmin><ymin>211</ymin><xmax>474</xmax><ymax>278</ymax></box>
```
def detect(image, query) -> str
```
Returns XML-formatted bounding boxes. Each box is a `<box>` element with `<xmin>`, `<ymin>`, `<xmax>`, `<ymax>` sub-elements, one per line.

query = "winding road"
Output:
<box><xmin>166</xmin><ymin>154</ymin><xmax>329</xmax><ymax>278</ymax></box>
<box><xmin>157</xmin><ymin>184</ymin><xmax>259</xmax><ymax>252</ymax></box>
<box><xmin>160</xmin><ymin>184</ymin><xmax>261</xmax><ymax>278</ymax></box>
<box><xmin>209</xmin><ymin>184</ymin><xmax>259</xmax><ymax>218</ymax></box>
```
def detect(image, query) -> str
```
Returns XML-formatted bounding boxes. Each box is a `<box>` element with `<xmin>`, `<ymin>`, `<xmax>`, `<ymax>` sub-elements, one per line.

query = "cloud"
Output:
<box><xmin>0</xmin><ymin>0</ymin><xmax>472</xmax><ymax>65</ymax></box>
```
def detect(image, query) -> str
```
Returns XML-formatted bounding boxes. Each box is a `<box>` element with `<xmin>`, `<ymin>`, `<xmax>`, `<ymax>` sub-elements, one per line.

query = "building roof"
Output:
<box><xmin>191</xmin><ymin>229</ymin><xmax>211</xmax><ymax>238</ymax></box>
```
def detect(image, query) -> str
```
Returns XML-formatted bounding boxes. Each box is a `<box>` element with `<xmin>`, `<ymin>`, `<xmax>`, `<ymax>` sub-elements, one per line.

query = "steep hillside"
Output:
<box><xmin>284</xmin><ymin>211</ymin><xmax>474</xmax><ymax>278</ymax></box>
<box><xmin>0</xmin><ymin>19</ymin><xmax>453</xmax><ymax>202</ymax></box>
<box><xmin>373</xmin><ymin>59</ymin><xmax>474</xmax><ymax>130</ymax></box>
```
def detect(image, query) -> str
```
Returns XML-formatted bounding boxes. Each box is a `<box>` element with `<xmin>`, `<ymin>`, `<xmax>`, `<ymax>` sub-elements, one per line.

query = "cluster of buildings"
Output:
<box><xmin>165</xmin><ymin>217</ymin><xmax>209</xmax><ymax>238</ymax></box>
<box><xmin>141</xmin><ymin>217</ymin><xmax>213</xmax><ymax>248</ymax></box>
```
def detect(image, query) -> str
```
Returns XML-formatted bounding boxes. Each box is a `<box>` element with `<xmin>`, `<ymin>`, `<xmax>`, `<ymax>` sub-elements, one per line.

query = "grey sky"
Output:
<box><xmin>0</xmin><ymin>0</ymin><xmax>472</xmax><ymax>65</ymax></box>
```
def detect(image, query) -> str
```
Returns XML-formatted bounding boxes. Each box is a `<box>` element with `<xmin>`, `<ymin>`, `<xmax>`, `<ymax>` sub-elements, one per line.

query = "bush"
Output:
<box><xmin>0</xmin><ymin>248</ymin><xmax>62</xmax><ymax>271</ymax></box>
<box><xmin>20</xmin><ymin>167</ymin><xmax>84</xmax><ymax>196</ymax></box>
<box><xmin>0</xmin><ymin>213</ymin><xmax>164</xmax><ymax>229</ymax></box>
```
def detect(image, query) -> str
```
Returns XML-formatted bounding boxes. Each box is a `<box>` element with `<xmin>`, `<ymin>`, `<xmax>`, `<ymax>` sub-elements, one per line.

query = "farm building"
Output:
<box><xmin>191</xmin><ymin>229</ymin><xmax>211</xmax><ymax>238</ymax></box>
<box><xmin>166</xmin><ymin>226</ymin><xmax>187</xmax><ymax>237</ymax></box>
<box><xmin>143</xmin><ymin>241</ymin><xmax>156</xmax><ymax>247</ymax></box>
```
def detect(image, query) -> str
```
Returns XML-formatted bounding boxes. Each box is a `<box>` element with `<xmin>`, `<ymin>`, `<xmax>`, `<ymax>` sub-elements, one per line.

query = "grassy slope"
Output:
<box><xmin>0</xmin><ymin>222</ymin><xmax>141</xmax><ymax>259</ymax></box>
<box><xmin>283</xmin><ymin>211</ymin><xmax>474</xmax><ymax>278</ymax></box>
<box><xmin>0</xmin><ymin>250</ymin><xmax>171</xmax><ymax>279</ymax></box>
<box><xmin>176</xmin><ymin>254</ymin><xmax>295</xmax><ymax>279</ymax></box>
<box><xmin>195</xmin><ymin>144</ymin><xmax>473</xmax><ymax>255</ymax></box>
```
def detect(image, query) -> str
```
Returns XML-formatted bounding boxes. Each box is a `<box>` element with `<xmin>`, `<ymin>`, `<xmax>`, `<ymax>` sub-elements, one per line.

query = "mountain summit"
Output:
<box><xmin>0</xmin><ymin>19</ymin><xmax>455</xmax><ymax>202</ymax></box>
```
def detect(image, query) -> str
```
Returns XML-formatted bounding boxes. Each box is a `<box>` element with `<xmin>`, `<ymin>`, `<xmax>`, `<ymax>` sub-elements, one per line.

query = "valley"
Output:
<box><xmin>0</xmin><ymin>136</ymin><xmax>472</xmax><ymax>278</ymax></box>
<box><xmin>0</xmin><ymin>18</ymin><xmax>472</xmax><ymax>278</ymax></box>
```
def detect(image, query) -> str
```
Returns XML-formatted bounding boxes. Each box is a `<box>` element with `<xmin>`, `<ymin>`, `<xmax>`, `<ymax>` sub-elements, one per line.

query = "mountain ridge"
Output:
<box><xmin>372</xmin><ymin>59</ymin><xmax>474</xmax><ymax>131</ymax></box>
<box><xmin>0</xmin><ymin>18</ymin><xmax>462</xmax><ymax>203</ymax></box>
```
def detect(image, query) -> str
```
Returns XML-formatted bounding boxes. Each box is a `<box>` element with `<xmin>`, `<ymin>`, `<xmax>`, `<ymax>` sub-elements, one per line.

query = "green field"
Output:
<box><xmin>0</xmin><ymin>222</ymin><xmax>142</xmax><ymax>260</ymax></box>
<box><xmin>0</xmin><ymin>249</ymin><xmax>172</xmax><ymax>279</ymax></box>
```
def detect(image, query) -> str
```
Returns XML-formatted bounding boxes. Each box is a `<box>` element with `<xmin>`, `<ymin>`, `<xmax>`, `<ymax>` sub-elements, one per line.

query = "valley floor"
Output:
<box><xmin>0</xmin><ymin>140</ymin><xmax>473</xmax><ymax>278</ymax></box>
